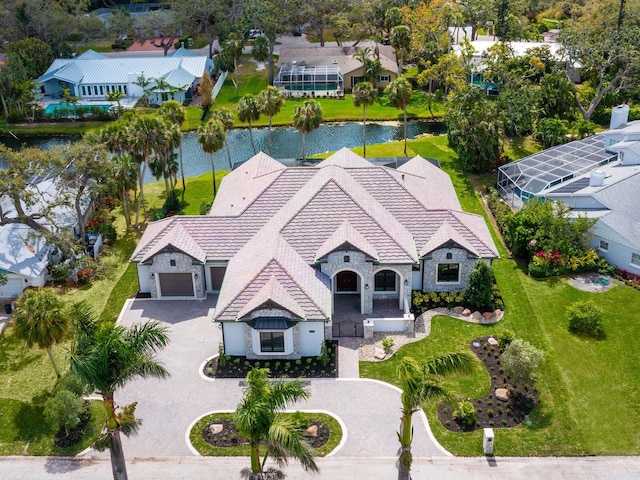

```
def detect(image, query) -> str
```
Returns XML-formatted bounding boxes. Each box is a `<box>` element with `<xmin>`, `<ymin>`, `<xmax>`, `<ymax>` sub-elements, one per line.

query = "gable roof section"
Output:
<box><xmin>419</xmin><ymin>221</ymin><xmax>480</xmax><ymax>257</ymax></box>
<box><xmin>318</xmin><ymin>147</ymin><xmax>373</xmax><ymax>168</ymax></box>
<box><xmin>315</xmin><ymin>220</ymin><xmax>379</xmax><ymax>261</ymax></box>
<box><xmin>138</xmin><ymin>219</ymin><xmax>206</xmax><ymax>263</ymax></box>
<box><xmin>237</xmin><ymin>275</ymin><xmax>307</xmax><ymax>319</ymax></box>
<box><xmin>214</xmin><ymin>234</ymin><xmax>331</xmax><ymax>321</ymax></box>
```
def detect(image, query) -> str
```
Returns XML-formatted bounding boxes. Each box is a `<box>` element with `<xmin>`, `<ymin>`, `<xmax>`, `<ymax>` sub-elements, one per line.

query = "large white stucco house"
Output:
<box><xmin>131</xmin><ymin>149</ymin><xmax>498</xmax><ymax>359</ymax></box>
<box><xmin>499</xmin><ymin>105</ymin><xmax>640</xmax><ymax>275</ymax></box>
<box><xmin>37</xmin><ymin>48</ymin><xmax>213</xmax><ymax>107</ymax></box>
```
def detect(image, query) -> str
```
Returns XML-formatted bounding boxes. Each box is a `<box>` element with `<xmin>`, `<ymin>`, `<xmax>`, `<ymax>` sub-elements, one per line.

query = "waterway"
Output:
<box><xmin>1</xmin><ymin>121</ymin><xmax>446</xmax><ymax>182</ymax></box>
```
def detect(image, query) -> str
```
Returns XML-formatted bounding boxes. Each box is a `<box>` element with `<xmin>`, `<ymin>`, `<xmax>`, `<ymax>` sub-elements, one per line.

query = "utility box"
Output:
<box><xmin>483</xmin><ymin>428</ymin><xmax>494</xmax><ymax>455</ymax></box>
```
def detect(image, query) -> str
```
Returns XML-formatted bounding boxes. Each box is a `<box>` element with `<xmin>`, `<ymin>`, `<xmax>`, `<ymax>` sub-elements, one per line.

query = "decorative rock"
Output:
<box><xmin>374</xmin><ymin>348</ymin><xmax>386</xmax><ymax>360</ymax></box>
<box><xmin>462</xmin><ymin>308</ymin><xmax>471</xmax><ymax>317</ymax></box>
<box><xmin>493</xmin><ymin>309</ymin><xmax>502</xmax><ymax>318</ymax></box>
<box><xmin>487</xmin><ymin>337</ymin><xmax>499</xmax><ymax>346</ymax></box>
<box><xmin>471</xmin><ymin>311</ymin><xmax>483</xmax><ymax>321</ymax></box>
<box><xmin>305</xmin><ymin>425</ymin><xmax>318</xmax><ymax>437</ymax></box>
<box><xmin>482</xmin><ymin>312</ymin><xmax>494</xmax><ymax>321</ymax></box>
<box><xmin>452</xmin><ymin>306</ymin><xmax>464</xmax><ymax>314</ymax></box>
<box><xmin>495</xmin><ymin>388</ymin><xmax>510</xmax><ymax>402</ymax></box>
<box><xmin>209</xmin><ymin>424</ymin><xmax>223</xmax><ymax>435</ymax></box>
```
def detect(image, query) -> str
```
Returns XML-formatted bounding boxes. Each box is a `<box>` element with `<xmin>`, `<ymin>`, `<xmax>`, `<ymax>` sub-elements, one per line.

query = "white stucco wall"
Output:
<box><xmin>223</xmin><ymin>322</ymin><xmax>247</xmax><ymax>356</ymax></box>
<box><xmin>298</xmin><ymin>321</ymin><xmax>325</xmax><ymax>356</ymax></box>
<box><xmin>137</xmin><ymin>264</ymin><xmax>151</xmax><ymax>293</ymax></box>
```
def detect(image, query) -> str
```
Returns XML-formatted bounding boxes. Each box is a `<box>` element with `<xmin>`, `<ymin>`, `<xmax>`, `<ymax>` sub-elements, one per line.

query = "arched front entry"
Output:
<box><xmin>332</xmin><ymin>270</ymin><xmax>364</xmax><ymax>315</ymax></box>
<box><xmin>373</xmin><ymin>268</ymin><xmax>406</xmax><ymax>310</ymax></box>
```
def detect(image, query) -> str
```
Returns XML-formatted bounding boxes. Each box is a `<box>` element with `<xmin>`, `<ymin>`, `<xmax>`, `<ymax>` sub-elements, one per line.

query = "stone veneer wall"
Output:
<box><xmin>245</xmin><ymin>323</ymin><xmax>302</xmax><ymax>360</ymax></box>
<box><xmin>321</xmin><ymin>251</ymin><xmax>374</xmax><ymax>314</ymax></box>
<box><xmin>372</xmin><ymin>265</ymin><xmax>412</xmax><ymax>310</ymax></box>
<box><xmin>422</xmin><ymin>248</ymin><xmax>479</xmax><ymax>292</ymax></box>
<box><xmin>149</xmin><ymin>252</ymin><xmax>205</xmax><ymax>298</ymax></box>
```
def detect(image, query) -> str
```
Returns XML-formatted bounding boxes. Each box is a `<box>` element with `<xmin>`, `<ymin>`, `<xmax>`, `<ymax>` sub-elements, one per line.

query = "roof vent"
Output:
<box><xmin>292</xmin><ymin>60</ymin><xmax>297</xmax><ymax>65</ymax></box>
<box><xmin>610</xmin><ymin>104</ymin><xmax>630</xmax><ymax>130</ymax></box>
<box><xmin>333</xmin><ymin>59</ymin><xmax>337</xmax><ymax>64</ymax></box>
<box><xmin>589</xmin><ymin>169</ymin><xmax>605</xmax><ymax>187</ymax></box>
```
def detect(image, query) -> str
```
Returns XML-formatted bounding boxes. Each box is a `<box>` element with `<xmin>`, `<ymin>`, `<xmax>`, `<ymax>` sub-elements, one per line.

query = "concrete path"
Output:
<box><xmin>337</xmin><ymin>337</ymin><xmax>360</xmax><ymax>378</ymax></box>
<box><xmin>108</xmin><ymin>298</ymin><xmax>445</xmax><ymax>459</ymax></box>
<box><xmin>2</xmin><ymin>456</ymin><xmax>639</xmax><ymax>480</ymax></box>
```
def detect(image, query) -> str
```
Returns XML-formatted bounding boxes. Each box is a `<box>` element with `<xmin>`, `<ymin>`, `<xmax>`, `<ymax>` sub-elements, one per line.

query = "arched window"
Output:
<box><xmin>374</xmin><ymin>270</ymin><xmax>396</xmax><ymax>291</ymax></box>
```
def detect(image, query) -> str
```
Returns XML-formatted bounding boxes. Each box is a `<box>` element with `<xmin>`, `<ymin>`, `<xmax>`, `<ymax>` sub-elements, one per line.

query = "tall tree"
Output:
<box><xmin>13</xmin><ymin>288</ymin><xmax>69</xmax><ymax>379</ymax></box>
<box><xmin>237</xmin><ymin>94</ymin><xmax>261</xmax><ymax>155</ymax></box>
<box><xmin>390</xmin><ymin>25</ymin><xmax>411</xmax><ymax>74</ymax></box>
<box><xmin>210</xmin><ymin>108</ymin><xmax>235</xmax><ymax>170</ymax></box>
<box><xmin>107</xmin><ymin>7</ymin><xmax>134</xmax><ymax>45</ymax></box>
<box><xmin>396</xmin><ymin>354</ymin><xmax>475</xmax><ymax>479</ymax></box>
<box><xmin>235</xmin><ymin>368</ymin><xmax>318</xmax><ymax>479</ymax></box>
<box><xmin>199</xmin><ymin>71</ymin><xmax>214</xmax><ymax>112</ymax></box>
<box><xmin>222</xmin><ymin>33</ymin><xmax>246</xmax><ymax>95</ymax></box>
<box><xmin>5</xmin><ymin>38</ymin><xmax>54</xmax><ymax>79</ymax></box>
<box><xmin>150</xmin><ymin>123</ymin><xmax>181</xmax><ymax>199</ymax></box>
<box><xmin>353</xmin><ymin>47</ymin><xmax>383</xmax><ymax>85</ymax></box>
<box><xmin>197</xmin><ymin>119</ymin><xmax>226</xmax><ymax>197</ymax></box>
<box><xmin>384</xmin><ymin>78</ymin><xmax>412</xmax><ymax>155</ymax></box>
<box><xmin>257</xmin><ymin>86</ymin><xmax>284</xmax><ymax>156</ymax></box>
<box><xmin>351</xmin><ymin>81</ymin><xmax>377</xmax><ymax>158</ymax></box>
<box><xmin>292</xmin><ymin>99</ymin><xmax>323</xmax><ymax>159</ymax></box>
<box><xmin>171</xmin><ymin>0</ymin><xmax>228</xmax><ymax>58</ymax></box>
<box><xmin>69</xmin><ymin>302</ymin><xmax>170</xmax><ymax>480</ymax></box>
<box><xmin>159</xmin><ymin>101</ymin><xmax>187</xmax><ymax>193</ymax></box>
<box><xmin>136</xmin><ymin>10</ymin><xmax>181</xmax><ymax>56</ymax></box>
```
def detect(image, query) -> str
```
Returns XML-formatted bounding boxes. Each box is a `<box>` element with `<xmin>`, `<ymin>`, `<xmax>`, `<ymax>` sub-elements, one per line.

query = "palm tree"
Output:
<box><xmin>223</xmin><ymin>33</ymin><xmax>245</xmax><ymax>95</ymax></box>
<box><xmin>106</xmin><ymin>89</ymin><xmax>126</xmax><ymax>118</ymax></box>
<box><xmin>12</xmin><ymin>288</ymin><xmax>68</xmax><ymax>378</ymax></box>
<box><xmin>150</xmin><ymin>122</ymin><xmax>181</xmax><ymax>199</ymax></box>
<box><xmin>396</xmin><ymin>354</ymin><xmax>475</xmax><ymax>478</ymax></box>
<box><xmin>353</xmin><ymin>47</ymin><xmax>383</xmax><ymax>85</ymax></box>
<box><xmin>69</xmin><ymin>302</ymin><xmax>169</xmax><ymax>480</ymax></box>
<box><xmin>159</xmin><ymin>100</ymin><xmax>186</xmax><ymax>194</ymax></box>
<box><xmin>235</xmin><ymin>368</ymin><xmax>318</xmax><ymax>479</ymax></box>
<box><xmin>385</xmin><ymin>78</ymin><xmax>412</xmax><ymax>155</ymax></box>
<box><xmin>292</xmin><ymin>99</ymin><xmax>323</xmax><ymax>159</ymax></box>
<box><xmin>351</xmin><ymin>82</ymin><xmax>377</xmax><ymax>158</ymax></box>
<box><xmin>197</xmin><ymin>118</ymin><xmax>226</xmax><ymax>197</ymax></box>
<box><xmin>237</xmin><ymin>94</ymin><xmax>261</xmax><ymax>154</ymax></box>
<box><xmin>258</xmin><ymin>86</ymin><xmax>284</xmax><ymax>156</ymax></box>
<box><xmin>210</xmin><ymin>108</ymin><xmax>235</xmax><ymax>170</ymax></box>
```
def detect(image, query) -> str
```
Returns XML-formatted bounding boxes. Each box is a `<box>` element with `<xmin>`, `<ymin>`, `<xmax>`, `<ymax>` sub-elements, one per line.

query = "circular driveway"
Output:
<box><xmin>109</xmin><ymin>298</ymin><xmax>447</xmax><ymax>458</ymax></box>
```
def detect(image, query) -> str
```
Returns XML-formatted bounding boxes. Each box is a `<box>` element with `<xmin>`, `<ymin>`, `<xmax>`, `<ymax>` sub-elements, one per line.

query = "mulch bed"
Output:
<box><xmin>204</xmin><ymin>341</ymin><xmax>338</xmax><ymax>379</ymax></box>
<box><xmin>438</xmin><ymin>336</ymin><xmax>539</xmax><ymax>432</ymax></box>
<box><xmin>202</xmin><ymin>417</ymin><xmax>331</xmax><ymax>449</ymax></box>
<box><xmin>53</xmin><ymin>401</ymin><xmax>92</xmax><ymax>448</ymax></box>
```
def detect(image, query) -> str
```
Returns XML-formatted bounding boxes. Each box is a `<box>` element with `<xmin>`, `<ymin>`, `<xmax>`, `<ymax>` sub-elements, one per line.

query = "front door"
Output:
<box><xmin>336</xmin><ymin>271</ymin><xmax>358</xmax><ymax>292</ymax></box>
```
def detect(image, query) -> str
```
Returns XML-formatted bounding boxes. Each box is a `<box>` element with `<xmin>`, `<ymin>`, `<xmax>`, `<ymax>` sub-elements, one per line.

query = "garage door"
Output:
<box><xmin>0</xmin><ymin>278</ymin><xmax>25</xmax><ymax>298</ymax></box>
<box><xmin>158</xmin><ymin>273</ymin><xmax>194</xmax><ymax>297</ymax></box>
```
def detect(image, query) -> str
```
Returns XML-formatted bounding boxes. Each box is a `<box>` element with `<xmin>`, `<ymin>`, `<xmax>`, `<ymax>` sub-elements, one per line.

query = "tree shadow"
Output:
<box><xmin>12</xmin><ymin>401</ymin><xmax>48</xmax><ymax>444</ymax></box>
<box><xmin>44</xmin><ymin>457</ymin><xmax>83</xmax><ymax>474</ymax></box>
<box><xmin>0</xmin><ymin>334</ymin><xmax>39</xmax><ymax>373</ymax></box>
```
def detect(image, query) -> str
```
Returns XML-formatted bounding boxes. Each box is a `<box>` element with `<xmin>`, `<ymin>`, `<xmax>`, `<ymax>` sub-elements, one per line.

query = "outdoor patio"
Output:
<box><xmin>332</xmin><ymin>294</ymin><xmax>404</xmax><ymax>337</ymax></box>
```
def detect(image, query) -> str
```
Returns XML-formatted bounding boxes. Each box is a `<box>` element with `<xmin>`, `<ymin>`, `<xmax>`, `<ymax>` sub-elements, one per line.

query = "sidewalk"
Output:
<box><xmin>1</xmin><ymin>455</ymin><xmax>639</xmax><ymax>480</ymax></box>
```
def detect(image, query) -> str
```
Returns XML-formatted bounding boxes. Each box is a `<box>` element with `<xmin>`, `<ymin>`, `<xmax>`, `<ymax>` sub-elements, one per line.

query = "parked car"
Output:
<box><xmin>247</xmin><ymin>29</ymin><xmax>264</xmax><ymax>39</ymax></box>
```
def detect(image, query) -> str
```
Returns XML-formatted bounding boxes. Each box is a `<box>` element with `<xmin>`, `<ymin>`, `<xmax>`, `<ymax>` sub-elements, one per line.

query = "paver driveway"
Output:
<box><xmin>107</xmin><ymin>297</ymin><xmax>447</xmax><ymax>458</ymax></box>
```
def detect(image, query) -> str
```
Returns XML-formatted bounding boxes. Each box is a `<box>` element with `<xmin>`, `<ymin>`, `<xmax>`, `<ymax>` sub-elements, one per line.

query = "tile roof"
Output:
<box><xmin>140</xmin><ymin>222</ymin><xmax>206</xmax><ymax>263</ymax></box>
<box><xmin>315</xmin><ymin>220</ymin><xmax>379</xmax><ymax>261</ymax></box>
<box><xmin>419</xmin><ymin>221</ymin><xmax>480</xmax><ymax>257</ymax></box>
<box><xmin>237</xmin><ymin>275</ymin><xmax>307</xmax><ymax>319</ymax></box>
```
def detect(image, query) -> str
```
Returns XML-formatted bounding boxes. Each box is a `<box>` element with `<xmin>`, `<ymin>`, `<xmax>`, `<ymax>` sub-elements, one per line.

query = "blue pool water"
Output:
<box><xmin>44</xmin><ymin>103</ymin><xmax>111</xmax><ymax>115</ymax></box>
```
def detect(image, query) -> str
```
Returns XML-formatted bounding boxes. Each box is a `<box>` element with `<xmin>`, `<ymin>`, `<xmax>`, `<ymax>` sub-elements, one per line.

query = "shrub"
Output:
<box><xmin>465</xmin><ymin>261</ymin><xmax>496</xmax><ymax>310</ymax></box>
<box><xmin>318</xmin><ymin>341</ymin><xmax>330</xmax><ymax>366</ymax></box>
<box><xmin>502</xmin><ymin>339</ymin><xmax>544</xmax><ymax>386</ymax></box>
<box><xmin>381</xmin><ymin>337</ymin><xmax>394</xmax><ymax>354</ymax></box>
<box><xmin>567</xmin><ymin>299</ymin><xmax>604</xmax><ymax>337</ymax></box>
<box><xmin>452</xmin><ymin>400</ymin><xmax>476</xmax><ymax>428</ymax></box>
<box><xmin>50</xmin><ymin>263</ymin><xmax>69</xmax><ymax>282</ymax></box>
<box><xmin>498</xmin><ymin>330</ymin><xmax>516</xmax><ymax>351</ymax></box>
<box><xmin>44</xmin><ymin>390</ymin><xmax>85</xmax><ymax>436</ymax></box>
<box><xmin>290</xmin><ymin>411</ymin><xmax>309</xmax><ymax>430</ymax></box>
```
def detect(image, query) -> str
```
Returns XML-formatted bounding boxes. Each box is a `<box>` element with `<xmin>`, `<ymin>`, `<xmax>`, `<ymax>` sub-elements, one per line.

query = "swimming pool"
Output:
<box><xmin>44</xmin><ymin>103</ymin><xmax>111</xmax><ymax>116</ymax></box>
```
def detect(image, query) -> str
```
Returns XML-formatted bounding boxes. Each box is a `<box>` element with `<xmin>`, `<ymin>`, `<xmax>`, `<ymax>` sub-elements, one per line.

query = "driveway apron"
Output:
<box><xmin>109</xmin><ymin>298</ymin><xmax>446</xmax><ymax>458</ymax></box>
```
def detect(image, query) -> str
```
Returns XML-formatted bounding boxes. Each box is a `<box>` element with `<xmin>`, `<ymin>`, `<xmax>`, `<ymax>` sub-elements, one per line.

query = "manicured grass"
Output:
<box><xmin>360</xmin><ymin>135</ymin><xmax>640</xmax><ymax>456</ymax></box>
<box><xmin>189</xmin><ymin>412</ymin><xmax>343</xmax><ymax>457</ymax></box>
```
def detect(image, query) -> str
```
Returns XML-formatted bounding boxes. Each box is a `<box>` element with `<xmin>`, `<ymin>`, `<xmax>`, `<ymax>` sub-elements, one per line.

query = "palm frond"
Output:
<box><xmin>266</xmin><ymin>416</ymin><xmax>318</xmax><ymax>473</ymax></box>
<box><xmin>424</xmin><ymin>352</ymin><xmax>476</xmax><ymax>377</ymax></box>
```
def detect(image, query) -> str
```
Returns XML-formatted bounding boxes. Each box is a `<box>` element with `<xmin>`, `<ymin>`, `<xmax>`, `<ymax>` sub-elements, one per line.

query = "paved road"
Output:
<box><xmin>111</xmin><ymin>298</ymin><xmax>445</xmax><ymax>459</ymax></box>
<box><xmin>1</xmin><ymin>456</ymin><xmax>639</xmax><ymax>480</ymax></box>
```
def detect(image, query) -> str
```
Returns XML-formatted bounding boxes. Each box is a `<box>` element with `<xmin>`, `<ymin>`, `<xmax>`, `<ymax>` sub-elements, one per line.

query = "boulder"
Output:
<box><xmin>305</xmin><ymin>425</ymin><xmax>319</xmax><ymax>437</ymax></box>
<box><xmin>209</xmin><ymin>424</ymin><xmax>223</xmax><ymax>435</ymax></box>
<box><xmin>482</xmin><ymin>312</ymin><xmax>494</xmax><ymax>322</ymax></box>
<box><xmin>374</xmin><ymin>348</ymin><xmax>386</xmax><ymax>360</ymax></box>
<box><xmin>495</xmin><ymin>388</ymin><xmax>510</xmax><ymax>402</ymax></box>
<box><xmin>493</xmin><ymin>309</ymin><xmax>502</xmax><ymax>318</ymax></box>
<box><xmin>487</xmin><ymin>337</ymin><xmax>499</xmax><ymax>346</ymax></box>
<box><xmin>452</xmin><ymin>306</ymin><xmax>464</xmax><ymax>314</ymax></box>
<box><xmin>471</xmin><ymin>311</ymin><xmax>483</xmax><ymax>321</ymax></box>
<box><xmin>461</xmin><ymin>308</ymin><xmax>471</xmax><ymax>317</ymax></box>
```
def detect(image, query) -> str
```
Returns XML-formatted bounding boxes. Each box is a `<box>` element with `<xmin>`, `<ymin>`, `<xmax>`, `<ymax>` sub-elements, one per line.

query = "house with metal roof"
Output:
<box><xmin>37</xmin><ymin>48</ymin><xmax>213</xmax><ymax>107</ymax></box>
<box><xmin>0</xmin><ymin>224</ymin><xmax>49</xmax><ymax>298</ymax></box>
<box><xmin>499</xmin><ymin>104</ymin><xmax>640</xmax><ymax>275</ymax></box>
<box><xmin>274</xmin><ymin>41</ymin><xmax>398</xmax><ymax>96</ymax></box>
<box><xmin>131</xmin><ymin>149</ymin><xmax>498</xmax><ymax>359</ymax></box>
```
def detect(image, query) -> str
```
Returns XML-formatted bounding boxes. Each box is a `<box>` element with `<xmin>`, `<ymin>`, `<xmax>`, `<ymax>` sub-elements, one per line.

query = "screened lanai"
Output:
<box><xmin>273</xmin><ymin>65</ymin><xmax>344</xmax><ymax>96</ymax></box>
<box><xmin>497</xmin><ymin>133</ymin><xmax>618</xmax><ymax>209</ymax></box>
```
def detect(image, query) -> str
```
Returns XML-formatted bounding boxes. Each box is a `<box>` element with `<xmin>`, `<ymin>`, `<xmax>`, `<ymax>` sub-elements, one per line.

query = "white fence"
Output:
<box><xmin>212</xmin><ymin>72</ymin><xmax>227</xmax><ymax>102</ymax></box>
<box><xmin>363</xmin><ymin>299</ymin><xmax>414</xmax><ymax>338</ymax></box>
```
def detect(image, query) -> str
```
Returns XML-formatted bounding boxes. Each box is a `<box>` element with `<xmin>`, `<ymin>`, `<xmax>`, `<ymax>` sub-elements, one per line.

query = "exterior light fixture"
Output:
<box><xmin>404</xmin><ymin>279</ymin><xmax>409</xmax><ymax>286</ymax></box>
<box><xmin>365</xmin><ymin>283</ymin><xmax>369</xmax><ymax>290</ymax></box>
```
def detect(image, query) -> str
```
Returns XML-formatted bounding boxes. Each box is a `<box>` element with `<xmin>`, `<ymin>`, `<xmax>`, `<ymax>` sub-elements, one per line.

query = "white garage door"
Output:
<box><xmin>0</xmin><ymin>278</ymin><xmax>25</xmax><ymax>298</ymax></box>
<box><xmin>158</xmin><ymin>273</ymin><xmax>194</xmax><ymax>297</ymax></box>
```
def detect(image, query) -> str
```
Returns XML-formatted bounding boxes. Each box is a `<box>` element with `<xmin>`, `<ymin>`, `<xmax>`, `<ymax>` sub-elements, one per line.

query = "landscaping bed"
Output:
<box><xmin>438</xmin><ymin>336</ymin><xmax>538</xmax><ymax>432</ymax></box>
<box><xmin>53</xmin><ymin>401</ymin><xmax>92</xmax><ymax>448</ymax></box>
<box><xmin>204</xmin><ymin>341</ymin><xmax>338</xmax><ymax>378</ymax></box>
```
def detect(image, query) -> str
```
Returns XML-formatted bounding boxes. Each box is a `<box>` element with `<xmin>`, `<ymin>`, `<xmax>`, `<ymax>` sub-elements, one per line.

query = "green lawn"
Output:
<box><xmin>359</xmin><ymin>137</ymin><xmax>640</xmax><ymax>456</ymax></box>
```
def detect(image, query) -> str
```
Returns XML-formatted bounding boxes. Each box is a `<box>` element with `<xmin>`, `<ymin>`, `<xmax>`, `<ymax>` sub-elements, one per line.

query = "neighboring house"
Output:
<box><xmin>499</xmin><ymin>105</ymin><xmax>640</xmax><ymax>275</ymax></box>
<box><xmin>37</xmin><ymin>49</ymin><xmax>213</xmax><ymax>106</ymax></box>
<box><xmin>131</xmin><ymin>149</ymin><xmax>498</xmax><ymax>359</ymax></box>
<box><xmin>275</xmin><ymin>41</ymin><xmax>398</xmax><ymax>94</ymax></box>
<box><xmin>0</xmin><ymin>224</ymin><xmax>48</xmax><ymax>298</ymax></box>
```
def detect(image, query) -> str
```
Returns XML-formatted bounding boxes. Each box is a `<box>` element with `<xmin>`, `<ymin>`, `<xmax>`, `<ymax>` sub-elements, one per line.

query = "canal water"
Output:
<box><xmin>1</xmin><ymin>121</ymin><xmax>446</xmax><ymax>182</ymax></box>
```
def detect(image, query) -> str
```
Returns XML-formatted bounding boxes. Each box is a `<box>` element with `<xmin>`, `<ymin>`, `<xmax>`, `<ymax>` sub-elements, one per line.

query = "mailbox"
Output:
<box><xmin>483</xmin><ymin>428</ymin><xmax>494</xmax><ymax>455</ymax></box>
